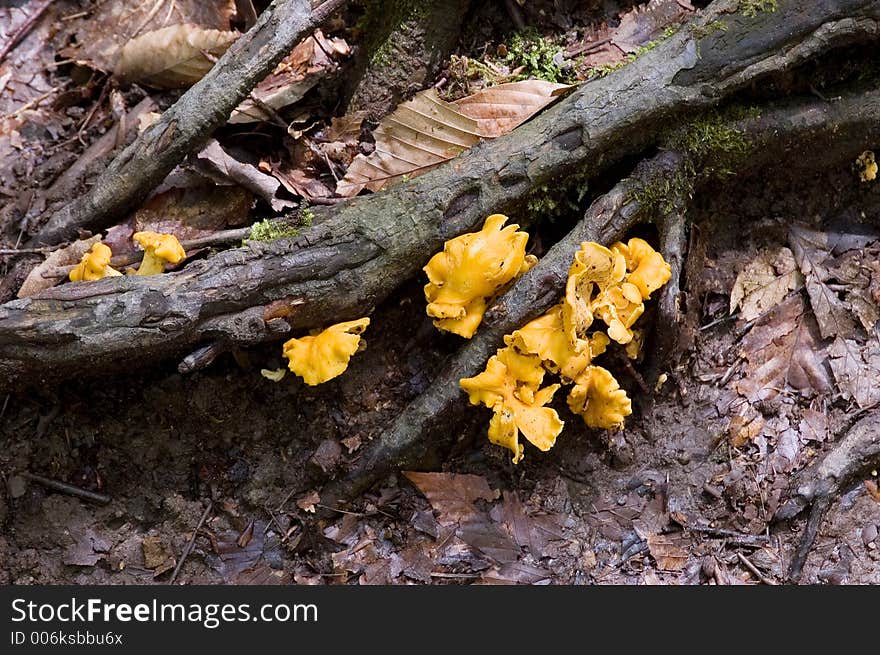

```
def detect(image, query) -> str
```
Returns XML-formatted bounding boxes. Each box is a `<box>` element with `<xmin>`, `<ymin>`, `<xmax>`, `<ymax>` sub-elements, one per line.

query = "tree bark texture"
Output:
<box><xmin>1</xmin><ymin>0</ymin><xmax>879</xmax><ymax>390</ymax></box>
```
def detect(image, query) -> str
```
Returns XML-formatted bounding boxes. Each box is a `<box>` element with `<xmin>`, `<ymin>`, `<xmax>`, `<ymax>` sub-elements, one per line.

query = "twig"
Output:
<box><xmin>0</xmin><ymin>0</ymin><xmax>55</xmax><ymax>66</ymax></box>
<box><xmin>169</xmin><ymin>500</ymin><xmax>213</xmax><ymax>585</ymax></box>
<box><xmin>21</xmin><ymin>471</ymin><xmax>111</xmax><ymax>504</ymax></box>
<box><xmin>0</xmin><ymin>247</ymin><xmax>54</xmax><ymax>255</ymax></box>
<box><xmin>683</xmin><ymin>523</ymin><xmax>769</xmax><ymax>547</ymax></box>
<box><xmin>737</xmin><ymin>552</ymin><xmax>777</xmax><ymax>585</ymax></box>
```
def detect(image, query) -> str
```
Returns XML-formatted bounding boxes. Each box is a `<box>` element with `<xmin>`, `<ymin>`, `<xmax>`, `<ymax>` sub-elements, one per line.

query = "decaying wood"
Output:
<box><xmin>1</xmin><ymin>0</ymin><xmax>880</xmax><ymax>390</ymax></box>
<box><xmin>317</xmin><ymin>91</ymin><xmax>880</xmax><ymax>508</ymax></box>
<box><xmin>774</xmin><ymin>410</ymin><xmax>880</xmax><ymax>582</ymax></box>
<box><xmin>32</xmin><ymin>0</ymin><xmax>347</xmax><ymax>246</ymax></box>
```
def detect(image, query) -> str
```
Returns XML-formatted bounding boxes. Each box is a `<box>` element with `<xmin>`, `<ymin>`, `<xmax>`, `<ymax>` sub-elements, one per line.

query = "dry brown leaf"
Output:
<box><xmin>336</xmin><ymin>81</ymin><xmax>569</xmax><ymax>197</ymax></box>
<box><xmin>17</xmin><ymin>236</ymin><xmax>101</xmax><ymax>298</ymax></box>
<box><xmin>230</xmin><ymin>31</ymin><xmax>349</xmax><ymax>124</ymax></box>
<box><xmin>645</xmin><ymin>532</ymin><xmax>688</xmax><ymax>572</ymax></box>
<box><xmin>729</xmin><ymin>247</ymin><xmax>802</xmax><ymax>321</ymax></box>
<box><xmin>788</xmin><ymin>225</ymin><xmax>867</xmax><ymax>340</ymax></box>
<box><xmin>799</xmin><ymin>408</ymin><xmax>828</xmax><ymax>442</ymax></box>
<box><xmin>455</xmin><ymin>80</ymin><xmax>571</xmax><ymax>137</ymax></box>
<box><xmin>612</xmin><ymin>0</ymin><xmax>692</xmax><ymax>53</ymax></box>
<box><xmin>134</xmin><ymin>185</ymin><xmax>252</xmax><ymax>238</ymax></box>
<box><xmin>404</xmin><ymin>471</ymin><xmax>498</xmax><ymax>526</ymax></box>
<box><xmin>61</xmin><ymin>1</ymin><xmax>236</xmax><ymax>73</ymax></box>
<box><xmin>735</xmin><ymin>295</ymin><xmax>832</xmax><ymax>403</ymax></box>
<box><xmin>827</xmin><ymin>244</ymin><xmax>880</xmax><ymax>332</ymax></box>
<box><xmin>827</xmin><ymin>336</ymin><xmax>880</xmax><ymax>409</ymax></box>
<box><xmin>115</xmin><ymin>24</ymin><xmax>240</xmax><ymax>88</ymax></box>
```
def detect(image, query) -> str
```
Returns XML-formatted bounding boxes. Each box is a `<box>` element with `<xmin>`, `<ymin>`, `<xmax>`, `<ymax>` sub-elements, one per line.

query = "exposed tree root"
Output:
<box><xmin>774</xmin><ymin>410</ymin><xmax>880</xmax><ymax>582</ymax></box>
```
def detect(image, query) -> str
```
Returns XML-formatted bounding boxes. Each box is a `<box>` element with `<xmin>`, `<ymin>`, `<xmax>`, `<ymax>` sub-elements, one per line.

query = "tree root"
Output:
<box><xmin>773</xmin><ymin>410</ymin><xmax>880</xmax><ymax>582</ymax></box>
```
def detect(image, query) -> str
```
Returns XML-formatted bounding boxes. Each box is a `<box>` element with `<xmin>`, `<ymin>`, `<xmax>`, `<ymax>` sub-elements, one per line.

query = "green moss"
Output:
<box><xmin>505</xmin><ymin>30</ymin><xmax>572</xmax><ymax>83</ymax></box>
<box><xmin>247</xmin><ymin>206</ymin><xmax>314</xmax><ymax>243</ymax></box>
<box><xmin>740</xmin><ymin>0</ymin><xmax>778</xmax><ymax>18</ymax></box>
<box><xmin>694</xmin><ymin>19</ymin><xmax>728</xmax><ymax>39</ymax></box>
<box><xmin>668</xmin><ymin>110</ymin><xmax>751</xmax><ymax>162</ymax></box>
<box><xmin>524</xmin><ymin>174</ymin><xmax>590</xmax><ymax>222</ymax></box>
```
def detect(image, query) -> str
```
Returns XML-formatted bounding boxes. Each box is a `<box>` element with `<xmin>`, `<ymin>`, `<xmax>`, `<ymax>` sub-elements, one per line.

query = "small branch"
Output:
<box><xmin>0</xmin><ymin>0</ymin><xmax>55</xmax><ymax>65</ymax></box>
<box><xmin>737</xmin><ymin>552</ymin><xmax>777</xmax><ymax>585</ymax></box>
<box><xmin>169</xmin><ymin>500</ymin><xmax>213</xmax><ymax>584</ymax></box>
<box><xmin>21</xmin><ymin>471</ymin><xmax>111</xmax><ymax>504</ymax></box>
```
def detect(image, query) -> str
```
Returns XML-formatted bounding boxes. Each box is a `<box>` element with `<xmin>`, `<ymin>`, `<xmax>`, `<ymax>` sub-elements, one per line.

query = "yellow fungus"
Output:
<box><xmin>282</xmin><ymin>317</ymin><xmax>370</xmax><ymax>385</ymax></box>
<box><xmin>133</xmin><ymin>231</ymin><xmax>186</xmax><ymax>275</ymax></box>
<box><xmin>69</xmin><ymin>242</ymin><xmax>122</xmax><ymax>282</ymax></box>
<box><xmin>567</xmin><ymin>366</ymin><xmax>632</xmax><ymax>429</ymax></box>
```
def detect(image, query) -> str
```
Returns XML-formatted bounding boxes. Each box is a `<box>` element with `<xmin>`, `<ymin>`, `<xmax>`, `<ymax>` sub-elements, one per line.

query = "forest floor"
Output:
<box><xmin>1</xmin><ymin>0</ymin><xmax>878</xmax><ymax>585</ymax></box>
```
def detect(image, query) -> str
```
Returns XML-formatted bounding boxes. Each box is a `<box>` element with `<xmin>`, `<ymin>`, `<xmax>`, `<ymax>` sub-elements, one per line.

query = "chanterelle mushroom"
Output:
<box><xmin>424</xmin><ymin>213</ymin><xmax>536</xmax><ymax>338</ymax></box>
<box><xmin>133</xmin><ymin>231</ymin><xmax>186</xmax><ymax>275</ymax></box>
<box><xmin>69</xmin><ymin>242</ymin><xmax>122</xmax><ymax>281</ymax></box>
<box><xmin>282</xmin><ymin>317</ymin><xmax>370</xmax><ymax>386</ymax></box>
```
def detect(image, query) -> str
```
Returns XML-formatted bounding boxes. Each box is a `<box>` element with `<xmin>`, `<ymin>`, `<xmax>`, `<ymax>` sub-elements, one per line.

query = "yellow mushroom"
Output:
<box><xmin>69</xmin><ymin>242</ymin><xmax>122</xmax><ymax>281</ymax></box>
<box><xmin>567</xmin><ymin>366</ymin><xmax>632</xmax><ymax>429</ymax></box>
<box><xmin>591</xmin><ymin>283</ymin><xmax>645</xmax><ymax>344</ymax></box>
<box><xmin>282</xmin><ymin>317</ymin><xmax>370</xmax><ymax>386</ymax></box>
<box><xmin>460</xmin><ymin>347</ymin><xmax>563</xmax><ymax>464</ymax></box>
<box><xmin>612</xmin><ymin>238</ymin><xmax>672</xmax><ymax>300</ymax></box>
<box><xmin>505</xmin><ymin>304</ymin><xmax>609</xmax><ymax>382</ymax></box>
<box><xmin>562</xmin><ymin>241</ymin><xmax>626</xmax><ymax>352</ymax></box>
<box><xmin>133</xmin><ymin>231</ymin><xmax>186</xmax><ymax>275</ymax></box>
<box><xmin>424</xmin><ymin>214</ymin><xmax>536</xmax><ymax>338</ymax></box>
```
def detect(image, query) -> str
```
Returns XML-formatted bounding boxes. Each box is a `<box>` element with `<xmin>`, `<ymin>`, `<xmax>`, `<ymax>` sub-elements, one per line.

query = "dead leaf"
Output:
<box><xmin>645</xmin><ymin>532</ymin><xmax>688</xmax><ymax>571</ymax></box>
<box><xmin>455</xmin><ymin>80</ymin><xmax>572</xmax><ymax>137</ymax></box>
<box><xmin>729</xmin><ymin>247</ymin><xmax>802</xmax><ymax>321</ymax></box>
<box><xmin>789</xmin><ymin>226</ymin><xmax>860</xmax><ymax>339</ymax></box>
<box><xmin>736</xmin><ymin>295</ymin><xmax>832</xmax><ymax>402</ymax></box>
<box><xmin>141</xmin><ymin>534</ymin><xmax>176</xmax><ymax>575</ymax></box>
<box><xmin>827</xmin><ymin>244</ymin><xmax>880</xmax><ymax>333</ymax></box>
<box><xmin>134</xmin><ymin>185</ymin><xmax>252</xmax><ymax>238</ymax></box>
<box><xmin>115</xmin><ymin>24</ymin><xmax>239</xmax><ymax>88</ymax></box>
<box><xmin>480</xmin><ymin>562</ymin><xmax>551</xmax><ymax>585</ymax></box>
<box><xmin>490</xmin><ymin>491</ymin><xmax>564</xmax><ymax>559</ymax></box>
<box><xmin>336</xmin><ymin>81</ymin><xmax>569</xmax><ymax>196</ymax></box>
<box><xmin>612</xmin><ymin>0</ymin><xmax>692</xmax><ymax>53</ymax></box>
<box><xmin>865</xmin><ymin>480</ymin><xmax>880</xmax><ymax>502</ymax></box>
<box><xmin>17</xmin><ymin>236</ymin><xmax>101</xmax><ymax>298</ymax></box>
<box><xmin>799</xmin><ymin>408</ymin><xmax>828</xmax><ymax>442</ymax></box>
<box><xmin>827</xmin><ymin>337</ymin><xmax>880</xmax><ymax>409</ymax></box>
<box><xmin>63</xmin><ymin>530</ymin><xmax>110</xmax><ymax>567</ymax></box>
<box><xmin>728</xmin><ymin>412</ymin><xmax>765</xmax><ymax>448</ymax></box>
<box><xmin>296</xmin><ymin>490</ymin><xmax>321</xmax><ymax>514</ymax></box>
<box><xmin>235</xmin><ymin>563</ymin><xmax>288</xmax><ymax>585</ymax></box>
<box><xmin>230</xmin><ymin>31</ymin><xmax>348</xmax><ymax>123</ymax></box>
<box><xmin>404</xmin><ymin>472</ymin><xmax>498</xmax><ymax>526</ymax></box>
<box><xmin>195</xmin><ymin>140</ymin><xmax>295</xmax><ymax>211</ymax></box>
<box><xmin>61</xmin><ymin>1</ymin><xmax>236</xmax><ymax>73</ymax></box>
<box><xmin>210</xmin><ymin>521</ymin><xmax>265</xmax><ymax>579</ymax></box>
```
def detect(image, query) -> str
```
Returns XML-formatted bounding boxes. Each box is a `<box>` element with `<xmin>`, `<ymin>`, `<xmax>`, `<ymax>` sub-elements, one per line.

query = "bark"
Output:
<box><xmin>1</xmin><ymin>0</ymin><xmax>879</xmax><ymax>390</ymax></box>
<box><xmin>32</xmin><ymin>0</ymin><xmax>347</xmax><ymax>246</ymax></box>
<box><xmin>345</xmin><ymin>0</ymin><xmax>472</xmax><ymax>118</ymax></box>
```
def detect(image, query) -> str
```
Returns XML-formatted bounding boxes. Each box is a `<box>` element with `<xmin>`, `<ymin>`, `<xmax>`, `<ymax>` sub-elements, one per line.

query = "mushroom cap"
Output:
<box><xmin>562</xmin><ymin>242</ymin><xmax>626</xmax><ymax>352</ymax></box>
<box><xmin>612</xmin><ymin>238</ymin><xmax>672</xmax><ymax>300</ymax></box>
<box><xmin>506</xmin><ymin>304</ymin><xmax>609</xmax><ymax>381</ymax></box>
<box><xmin>69</xmin><ymin>242</ymin><xmax>121</xmax><ymax>281</ymax></box>
<box><xmin>424</xmin><ymin>214</ymin><xmax>534</xmax><ymax>338</ymax></box>
<box><xmin>133</xmin><ymin>231</ymin><xmax>186</xmax><ymax>265</ymax></box>
<box><xmin>460</xmin><ymin>347</ymin><xmax>563</xmax><ymax>462</ymax></box>
<box><xmin>282</xmin><ymin>317</ymin><xmax>369</xmax><ymax>385</ymax></box>
<box><xmin>567</xmin><ymin>365</ymin><xmax>632</xmax><ymax>429</ymax></box>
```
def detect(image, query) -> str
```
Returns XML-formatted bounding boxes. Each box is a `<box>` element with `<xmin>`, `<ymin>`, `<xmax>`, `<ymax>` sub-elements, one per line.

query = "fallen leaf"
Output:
<box><xmin>729</xmin><ymin>247</ymin><xmax>802</xmax><ymax>321</ymax></box>
<box><xmin>645</xmin><ymin>532</ymin><xmax>689</xmax><ymax>571</ymax></box>
<box><xmin>141</xmin><ymin>534</ymin><xmax>176</xmax><ymax>575</ymax></box>
<box><xmin>789</xmin><ymin>225</ymin><xmax>860</xmax><ymax>339</ymax></box>
<box><xmin>480</xmin><ymin>562</ymin><xmax>551</xmax><ymax>585</ymax></box>
<box><xmin>799</xmin><ymin>408</ymin><xmax>828</xmax><ymax>442</ymax></box>
<box><xmin>17</xmin><ymin>236</ymin><xmax>101</xmax><ymax>298</ymax></box>
<box><xmin>296</xmin><ymin>490</ymin><xmax>321</xmax><ymax>514</ymax></box>
<box><xmin>404</xmin><ymin>472</ymin><xmax>498</xmax><ymax>526</ymax></box>
<box><xmin>827</xmin><ymin>337</ymin><xmax>880</xmax><ymax>409</ymax></box>
<box><xmin>230</xmin><ymin>31</ymin><xmax>348</xmax><ymax>123</ymax></box>
<box><xmin>336</xmin><ymin>81</ymin><xmax>569</xmax><ymax>196</ymax></box>
<box><xmin>63</xmin><ymin>530</ymin><xmax>110</xmax><ymax>567</ymax></box>
<box><xmin>210</xmin><ymin>521</ymin><xmax>266</xmax><ymax>580</ymax></box>
<box><xmin>115</xmin><ymin>24</ymin><xmax>240</xmax><ymax>88</ymax></box>
<box><xmin>134</xmin><ymin>185</ymin><xmax>252</xmax><ymax>238</ymax></box>
<box><xmin>826</xmin><ymin>244</ymin><xmax>880</xmax><ymax>333</ymax></box>
<box><xmin>612</xmin><ymin>0</ymin><xmax>692</xmax><ymax>53</ymax></box>
<box><xmin>195</xmin><ymin>140</ymin><xmax>295</xmax><ymax>211</ymax></box>
<box><xmin>736</xmin><ymin>295</ymin><xmax>832</xmax><ymax>402</ymax></box>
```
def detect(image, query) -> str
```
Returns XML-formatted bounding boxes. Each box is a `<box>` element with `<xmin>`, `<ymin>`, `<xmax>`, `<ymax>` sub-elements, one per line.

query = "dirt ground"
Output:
<box><xmin>1</xmin><ymin>0</ymin><xmax>879</xmax><ymax>585</ymax></box>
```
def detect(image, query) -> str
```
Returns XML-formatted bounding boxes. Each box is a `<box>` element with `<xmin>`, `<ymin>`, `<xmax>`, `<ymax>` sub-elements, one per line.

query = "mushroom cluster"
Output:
<box><xmin>68</xmin><ymin>232</ymin><xmax>186</xmax><ymax>282</ymax></box>
<box><xmin>458</xmin><ymin>233</ymin><xmax>671</xmax><ymax>463</ymax></box>
<box><xmin>423</xmin><ymin>213</ymin><xmax>536</xmax><ymax>338</ymax></box>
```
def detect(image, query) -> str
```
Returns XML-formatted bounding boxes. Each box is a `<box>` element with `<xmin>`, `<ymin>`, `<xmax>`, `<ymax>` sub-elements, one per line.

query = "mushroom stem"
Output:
<box><xmin>136</xmin><ymin>252</ymin><xmax>167</xmax><ymax>276</ymax></box>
